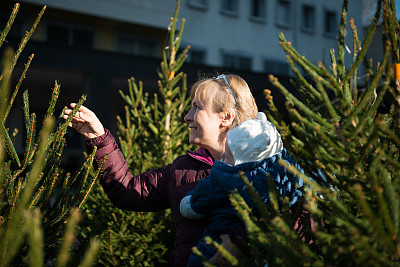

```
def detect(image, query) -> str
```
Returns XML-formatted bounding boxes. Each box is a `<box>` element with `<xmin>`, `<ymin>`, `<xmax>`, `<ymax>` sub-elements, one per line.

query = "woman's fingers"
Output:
<box><xmin>63</xmin><ymin>103</ymin><xmax>105</xmax><ymax>138</ymax></box>
<box><xmin>64</xmin><ymin>104</ymin><xmax>94</xmax><ymax>123</ymax></box>
<box><xmin>70</xmin><ymin>103</ymin><xmax>93</xmax><ymax>116</ymax></box>
<box><xmin>76</xmin><ymin>104</ymin><xmax>92</xmax><ymax>114</ymax></box>
<box><xmin>63</xmin><ymin>109</ymin><xmax>84</xmax><ymax>122</ymax></box>
<box><xmin>77</xmin><ymin>110</ymin><xmax>93</xmax><ymax>122</ymax></box>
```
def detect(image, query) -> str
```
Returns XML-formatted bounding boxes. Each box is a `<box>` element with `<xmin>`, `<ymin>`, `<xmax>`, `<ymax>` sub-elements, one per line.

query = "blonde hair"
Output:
<box><xmin>190</xmin><ymin>74</ymin><xmax>258</xmax><ymax>129</ymax></box>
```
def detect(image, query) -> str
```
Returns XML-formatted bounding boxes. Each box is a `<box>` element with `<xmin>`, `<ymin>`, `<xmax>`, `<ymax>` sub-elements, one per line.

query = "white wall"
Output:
<box><xmin>20</xmin><ymin>0</ymin><xmax>363</xmax><ymax>73</ymax></box>
<box><xmin>20</xmin><ymin>0</ymin><xmax>177</xmax><ymax>28</ymax></box>
<box><xmin>177</xmin><ymin>0</ymin><xmax>363</xmax><ymax>72</ymax></box>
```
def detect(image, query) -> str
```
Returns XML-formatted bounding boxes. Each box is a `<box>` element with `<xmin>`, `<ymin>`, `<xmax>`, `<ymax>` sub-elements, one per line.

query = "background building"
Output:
<box><xmin>1</xmin><ymin>0</ymin><xmax>363</xmax><ymax>160</ymax></box>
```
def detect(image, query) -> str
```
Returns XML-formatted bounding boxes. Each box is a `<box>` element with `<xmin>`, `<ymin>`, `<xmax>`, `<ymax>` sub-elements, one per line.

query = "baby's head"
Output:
<box><xmin>221</xmin><ymin>112</ymin><xmax>283</xmax><ymax>166</ymax></box>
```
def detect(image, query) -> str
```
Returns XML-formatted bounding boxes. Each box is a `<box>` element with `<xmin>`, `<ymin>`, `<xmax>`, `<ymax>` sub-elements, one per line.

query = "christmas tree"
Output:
<box><xmin>0</xmin><ymin>4</ymin><xmax>100</xmax><ymax>266</ymax></box>
<box><xmin>78</xmin><ymin>0</ymin><xmax>192</xmax><ymax>265</ymax></box>
<box><xmin>215</xmin><ymin>0</ymin><xmax>400</xmax><ymax>266</ymax></box>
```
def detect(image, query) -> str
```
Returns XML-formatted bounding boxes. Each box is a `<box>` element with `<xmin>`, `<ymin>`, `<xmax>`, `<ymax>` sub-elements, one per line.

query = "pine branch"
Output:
<box><xmin>26</xmin><ymin>208</ymin><xmax>44</xmax><ymax>267</ymax></box>
<box><xmin>5</xmin><ymin>6</ymin><xmax>46</xmax><ymax>83</ymax></box>
<box><xmin>381</xmin><ymin>169</ymin><xmax>399</xmax><ymax>235</ymax></box>
<box><xmin>313</xmin><ymin>77</ymin><xmax>338</xmax><ymax>121</ymax></box>
<box><xmin>22</xmin><ymin>90</ymin><xmax>30</xmax><ymax>130</ymax></box>
<box><xmin>0</xmin><ymin>3</ymin><xmax>19</xmax><ymax>48</ymax></box>
<box><xmin>27</xmin><ymin>186</ymin><xmax>45</xmax><ymax>210</ymax></box>
<box><xmin>269</xmin><ymin>75</ymin><xmax>336</xmax><ymax>132</ymax></box>
<box><xmin>353</xmin><ymin>183</ymin><xmax>396</xmax><ymax>253</ymax></box>
<box><xmin>56</xmin><ymin>209</ymin><xmax>82</xmax><ymax>267</ymax></box>
<box><xmin>61</xmin><ymin>173</ymin><xmax>71</xmax><ymax>214</ymax></box>
<box><xmin>76</xmin><ymin>150</ymin><xmax>102</xmax><ymax>210</ymax></box>
<box><xmin>317</xmin><ymin>61</ymin><xmax>342</xmax><ymax>98</ymax></box>
<box><xmin>0</xmin><ymin>46</ymin><xmax>13</xmax><ymax>127</ymax></box>
<box><xmin>278</xmin><ymin>33</ymin><xmax>324</xmax><ymax>77</ymax></box>
<box><xmin>21</xmin><ymin>113</ymin><xmax>37</xmax><ymax>169</ymax></box>
<box><xmin>349</xmin><ymin>18</ymin><xmax>361</xmax><ymax>98</ymax></box>
<box><xmin>77</xmin><ymin>238</ymin><xmax>99</xmax><ymax>267</ymax></box>
<box><xmin>0</xmin><ymin>120</ymin><xmax>20</xmax><ymax>167</ymax></box>
<box><xmin>370</xmin><ymin>165</ymin><xmax>396</xmax><ymax>241</ymax></box>
<box><xmin>0</xmin><ymin>3</ymin><xmax>101</xmax><ymax>265</ymax></box>
<box><xmin>384</xmin><ymin>0</ymin><xmax>399</xmax><ymax>62</ymax></box>
<box><xmin>69</xmin><ymin>146</ymin><xmax>96</xmax><ymax>186</ymax></box>
<box><xmin>287</xmin><ymin>56</ymin><xmax>321</xmax><ymax>102</ymax></box>
<box><xmin>347</xmin><ymin>41</ymin><xmax>389</xmax><ymax>124</ymax></box>
<box><xmin>0</xmin><ymin>117</ymin><xmax>54</xmax><ymax>267</ymax></box>
<box><xmin>203</xmin><ymin>236</ymin><xmax>239</xmax><ymax>266</ymax></box>
<box><xmin>45</xmin><ymin>81</ymin><xmax>61</xmax><ymax>119</ymax></box>
<box><xmin>2</xmin><ymin>54</ymin><xmax>34</xmax><ymax>124</ymax></box>
<box><xmin>350</xmin><ymin>70</ymin><xmax>391</xmax><ymax>138</ymax></box>
<box><xmin>341</xmin><ymin>0</ymin><xmax>383</xmax><ymax>85</ymax></box>
<box><xmin>337</xmin><ymin>0</ymin><xmax>348</xmax><ymax>82</ymax></box>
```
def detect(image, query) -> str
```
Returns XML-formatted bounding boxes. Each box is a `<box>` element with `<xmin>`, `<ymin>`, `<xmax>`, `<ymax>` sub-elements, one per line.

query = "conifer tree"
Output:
<box><xmin>79</xmin><ymin>0</ymin><xmax>192</xmax><ymax>265</ymax></box>
<box><xmin>210</xmin><ymin>0</ymin><xmax>400</xmax><ymax>266</ymax></box>
<box><xmin>0</xmin><ymin>4</ymin><xmax>100</xmax><ymax>266</ymax></box>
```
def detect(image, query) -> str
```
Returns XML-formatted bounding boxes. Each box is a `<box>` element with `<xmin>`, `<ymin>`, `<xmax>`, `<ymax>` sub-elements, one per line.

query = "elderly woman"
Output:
<box><xmin>64</xmin><ymin>74</ymin><xmax>258</xmax><ymax>266</ymax></box>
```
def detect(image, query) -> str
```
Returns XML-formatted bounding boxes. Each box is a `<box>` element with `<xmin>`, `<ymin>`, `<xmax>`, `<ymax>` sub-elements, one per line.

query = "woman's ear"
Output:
<box><xmin>221</xmin><ymin>110</ymin><xmax>235</xmax><ymax>127</ymax></box>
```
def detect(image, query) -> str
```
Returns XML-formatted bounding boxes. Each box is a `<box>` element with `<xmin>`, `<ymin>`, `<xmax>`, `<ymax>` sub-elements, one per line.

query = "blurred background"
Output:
<box><xmin>0</xmin><ymin>0</ymin><xmax>387</xmax><ymax>167</ymax></box>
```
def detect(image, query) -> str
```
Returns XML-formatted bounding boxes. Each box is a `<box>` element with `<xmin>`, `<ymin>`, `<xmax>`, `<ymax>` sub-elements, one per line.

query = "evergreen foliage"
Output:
<box><xmin>212</xmin><ymin>0</ymin><xmax>400</xmax><ymax>266</ymax></box>
<box><xmin>79</xmin><ymin>0</ymin><xmax>193</xmax><ymax>265</ymax></box>
<box><xmin>116</xmin><ymin>0</ymin><xmax>192</xmax><ymax>168</ymax></box>
<box><xmin>0</xmin><ymin>4</ymin><xmax>100</xmax><ymax>266</ymax></box>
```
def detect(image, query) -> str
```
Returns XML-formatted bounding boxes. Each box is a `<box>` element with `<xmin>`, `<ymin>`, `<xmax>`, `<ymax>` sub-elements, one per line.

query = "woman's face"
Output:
<box><xmin>184</xmin><ymin>97</ymin><xmax>226</xmax><ymax>156</ymax></box>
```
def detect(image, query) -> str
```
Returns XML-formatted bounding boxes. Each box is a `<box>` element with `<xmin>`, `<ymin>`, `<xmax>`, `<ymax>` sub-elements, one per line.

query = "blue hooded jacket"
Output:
<box><xmin>186</xmin><ymin>147</ymin><xmax>304</xmax><ymax>235</ymax></box>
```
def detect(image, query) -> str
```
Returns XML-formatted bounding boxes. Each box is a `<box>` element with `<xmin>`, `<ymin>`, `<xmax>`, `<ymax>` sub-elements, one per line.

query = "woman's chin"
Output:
<box><xmin>189</xmin><ymin>137</ymin><xmax>200</xmax><ymax>146</ymax></box>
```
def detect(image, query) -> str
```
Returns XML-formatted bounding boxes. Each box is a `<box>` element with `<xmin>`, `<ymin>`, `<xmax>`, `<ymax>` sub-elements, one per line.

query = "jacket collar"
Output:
<box><xmin>187</xmin><ymin>147</ymin><xmax>214</xmax><ymax>166</ymax></box>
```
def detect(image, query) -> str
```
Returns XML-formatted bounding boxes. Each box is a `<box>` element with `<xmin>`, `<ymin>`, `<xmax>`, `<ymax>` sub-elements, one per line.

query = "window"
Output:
<box><xmin>47</xmin><ymin>25</ymin><xmax>70</xmax><ymax>46</ymax></box>
<box><xmin>221</xmin><ymin>0</ymin><xmax>239</xmax><ymax>16</ymax></box>
<box><xmin>187</xmin><ymin>0</ymin><xmax>208</xmax><ymax>10</ymax></box>
<box><xmin>179</xmin><ymin>44</ymin><xmax>206</xmax><ymax>65</ymax></box>
<box><xmin>324</xmin><ymin>10</ymin><xmax>338</xmax><ymax>36</ymax></box>
<box><xmin>47</xmin><ymin>23</ymin><xmax>94</xmax><ymax>49</ymax></box>
<box><xmin>250</xmin><ymin>0</ymin><xmax>266</xmax><ymax>21</ymax></box>
<box><xmin>188</xmin><ymin>48</ymin><xmax>206</xmax><ymax>65</ymax></box>
<box><xmin>116</xmin><ymin>34</ymin><xmax>158</xmax><ymax>57</ymax></box>
<box><xmin>276</xmin><ymin>0</ymin><xmax>291</xmax><ymax>27</ymax></box>
<box><xmin>222</xmin><ymin>52</ymin><xmax>252</xmax><ymax>71</ymax></box>
<box><xmin>264</xmin><ymin>59</ymin><xmax>289</xmax><ymax>76</ymax></box>
<box><xmin>301</xmin><ymin>5</ymin><xmax>315</xmax><ymax>32</ymax></box>
<box><xmin>73</xmin><ymin>29</ymin><xmax>95</xmax><ymax>48</ymax></box>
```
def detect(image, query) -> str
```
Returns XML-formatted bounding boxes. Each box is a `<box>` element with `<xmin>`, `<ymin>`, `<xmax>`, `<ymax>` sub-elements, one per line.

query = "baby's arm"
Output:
<box><xmin>180</xmin><ymin>194</ymin><xmax>206</xmax><ymax>219</ymax></box>
<box><xmin>180</xmin><ymin>177</ymin><xmax>230</xmax><ymax>219</ymax></box>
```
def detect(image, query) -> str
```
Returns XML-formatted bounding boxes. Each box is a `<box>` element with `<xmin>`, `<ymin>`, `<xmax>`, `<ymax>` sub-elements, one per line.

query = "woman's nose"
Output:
<box><xmin>184</xmin><ymin>108</ymin><xmax>193</xmax><ymax>122</ymax></box>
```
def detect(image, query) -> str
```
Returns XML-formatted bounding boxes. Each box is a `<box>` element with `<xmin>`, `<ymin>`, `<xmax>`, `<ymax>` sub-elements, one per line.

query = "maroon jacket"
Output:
<box><xmin>85</xmin><ymin>129</ymin><xmax>213</xmax><ymax>266</ymax></box>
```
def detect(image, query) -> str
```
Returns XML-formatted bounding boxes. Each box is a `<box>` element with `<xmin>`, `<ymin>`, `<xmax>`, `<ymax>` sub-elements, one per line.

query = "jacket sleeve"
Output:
<box><xmin>85</xmin><ymin>129</ymin><xmax>170</xmax><ymax>212</ymax></box>
<box><xmin>189</xmin><ymin>177</ymin><xmax>230</xmax><ymax>215</ymax></box>
<box><xmin>180</xmin><ymin>195</ymin><xmax>206</xmax><ymax>219</ymax></box>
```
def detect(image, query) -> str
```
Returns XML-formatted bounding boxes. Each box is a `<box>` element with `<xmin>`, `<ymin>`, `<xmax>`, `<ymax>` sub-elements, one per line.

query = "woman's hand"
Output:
<box><xmin>63</xmin><ymin>103</ymin><xmax>105</xmax><ymax>139</ymax></box>
<box><xmin>207</xmin><ymin>234</ymin><xmax>233</xmax><ymax>266</ymax></box>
